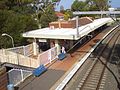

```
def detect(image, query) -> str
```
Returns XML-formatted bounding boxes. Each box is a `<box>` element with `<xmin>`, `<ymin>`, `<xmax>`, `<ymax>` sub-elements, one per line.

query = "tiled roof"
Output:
<box><xmin>55</xmin><ymin>12</ymin><xmax>64</xmax><ymax>17</ymax></box>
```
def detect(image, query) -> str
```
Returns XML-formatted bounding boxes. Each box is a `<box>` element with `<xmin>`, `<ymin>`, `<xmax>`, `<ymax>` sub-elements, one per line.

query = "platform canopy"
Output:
<box><xmin>22</xmin><ymin>18</ymin><xmax>113</xmax><ymax>40</ymax></box>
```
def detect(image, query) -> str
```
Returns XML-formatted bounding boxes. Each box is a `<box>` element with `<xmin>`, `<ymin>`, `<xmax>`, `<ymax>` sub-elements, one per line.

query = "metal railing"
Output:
<box><xmin>0</xmin><ymin>46</ymin><xmax>57</xmax><ymax>68</ymax></box>
<box><xmin>8</xmin><ymin>69</ymin><xmax>32</xmax><ymax>86</ymax></box>
<box><xmin>37</xmin><ymin>47</ymin><xmax>57</xmax><ymax>65</ymax></box>
<box><xmin>6</xmin><ymin>44</ymin><xmax>33</xmax><ymax>56</ymax></box>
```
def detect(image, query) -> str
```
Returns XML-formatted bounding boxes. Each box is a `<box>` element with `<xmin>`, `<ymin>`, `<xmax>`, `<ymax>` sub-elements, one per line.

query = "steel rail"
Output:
<box><xmin>79</xmin><ymin>26</ymin><xmax>120</xmax><ymax>90</ymax></box>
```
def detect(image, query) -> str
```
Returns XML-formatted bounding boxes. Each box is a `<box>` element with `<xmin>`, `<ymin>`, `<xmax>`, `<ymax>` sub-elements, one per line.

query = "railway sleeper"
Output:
<box><xmin>78</xmin><ymin>83</ymin><xmax>83</xmax><ymax>87</ymax></box>
<box><xmin>82</xmin><ymin>86</ymin><xmax>97</xmax><ymax>90</ymax></box>
<box><xmin>89</xmin><ymin>75</ymin><xmax>102</xmax><ymax>78</ymax></box>
<box><xmin>86</xmin><ymin>79</ymin><xmax>99</xmax><ymax>83</ymax></box>
<box><xmin>90</xmin><ymin>73</ymin><xmax>102</xmax><ymax>76</ymax></box>
<box><xmin>99</xmin><ymin>85</ymin><xmax>104</xmax><ymax>90</ymax></box>
<box><xmin>101</xmin><ymin>78</ymin><xmax>106</xmax><ymax>81</ymax></box>
<box><xmin>84</xmin><ymin>83</ymin><xmax>98</xmax><ymax>88</ymax></box>
<box><xmin>88</xmin><ymin>78</ymin><xmax>100</xmax><ymax>81</ymax></box>
<box><xmin>90</xmin><ymin>74</ymin><xmax>102</xmax><ymax>77</ymax></box>
<box><xmin>85</xmin><ymin>81</ymin><xmax>99</xmax><ymax>85</ymax></box>
<box><xmin>76</xmin><ymin>88</ymin><xmax>80</xmax><ymax>90</ymax></box>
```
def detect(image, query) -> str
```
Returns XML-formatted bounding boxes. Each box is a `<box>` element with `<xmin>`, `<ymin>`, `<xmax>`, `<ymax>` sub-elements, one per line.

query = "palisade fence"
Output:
<box><xmin>0</xmin><ymin>46</ymin><xmax>57</xmax><ymax>68</ymax></box>
<box><xmin>8</xmin><ymin>69</ymin><xmax>32</xmax><ymax>86</ymax></box>
<box><xmin>37</xmin><ymin>47</ymin><xmax>57</xmax><ymax>65</ymax></box>
<box><xmin>0</xmin><ymin>49</ymin><xmax>39</xmax><ymax>68</ymax></box>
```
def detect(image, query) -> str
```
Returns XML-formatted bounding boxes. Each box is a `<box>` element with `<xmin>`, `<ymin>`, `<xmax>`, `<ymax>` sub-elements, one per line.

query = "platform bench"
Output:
<box><xmin>58</xmin><ymin>53</ymin><xmax>66</xmax><ymax>60</ymax></box>
<box><xmin>32</xmin><ymin>64</ymin><xmax>47</xmax><ymax>77</ymax></box>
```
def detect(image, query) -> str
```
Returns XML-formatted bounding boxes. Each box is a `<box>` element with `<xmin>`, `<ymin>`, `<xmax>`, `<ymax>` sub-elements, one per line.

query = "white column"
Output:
<box><xmin>33</xmin><ymin>38</ymin><xmax>37</xmax><ymax>55</ymax></box>
<box><xmin>55</xmin><ymin>40</ymin><xmax>60</xmax><ymax>55</ymax></box>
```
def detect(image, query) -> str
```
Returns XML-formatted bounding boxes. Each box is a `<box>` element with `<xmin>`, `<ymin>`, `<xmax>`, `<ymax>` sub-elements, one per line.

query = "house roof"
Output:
<box><xmin>55</xmin><ymin>12</ymin><xmax>64</xmax><ymax>17</ymax></box>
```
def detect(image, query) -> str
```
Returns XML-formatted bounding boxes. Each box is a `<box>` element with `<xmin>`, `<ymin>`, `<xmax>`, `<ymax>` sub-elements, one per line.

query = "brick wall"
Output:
<box><xmin>0</xmin><ymin>67</ymin><xmax>8</xmax><ymax>90</ymax></box>
<box><xmin>49</xmin><ymin>17</ymin><xmax>93</xmax><ymax>29</ymax></box>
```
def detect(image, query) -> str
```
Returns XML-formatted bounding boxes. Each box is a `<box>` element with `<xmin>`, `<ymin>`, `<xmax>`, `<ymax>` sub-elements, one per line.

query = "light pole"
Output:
<box><xmin>2</xmin><ymin>33</ymin><xmax>14</xmax><ymax>48</ymax></box>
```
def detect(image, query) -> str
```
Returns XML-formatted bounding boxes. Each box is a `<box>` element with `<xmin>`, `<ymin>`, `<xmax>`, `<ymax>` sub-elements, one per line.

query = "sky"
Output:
<box><xmin>55</xmin><ymin>0</ymin><xmax>120</xmax><ymax>11</ymax></box>
<box><xmin>111</xmin><ymin>0</ymin><xmax>120</xmax><ymax>8</ymax></box>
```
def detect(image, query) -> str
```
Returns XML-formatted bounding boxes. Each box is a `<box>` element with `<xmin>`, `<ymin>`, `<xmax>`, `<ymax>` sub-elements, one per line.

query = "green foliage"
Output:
<box><xmin>90</xmin><ymin>0</ymin><xmax>109</xmax><ymax>11</ymax></box>
<box><xmin>38</xmin><ymin>3</ymin><xmax>57</xmax><ymax>28</ymax></box>
<box><xmin>12</xmin><ymin>5</ymin><xmax>35</xmax><ymax>15</ymax></box>
<box><xmin>64</xmin><ymin>10</ymin><xmax>73</xmax><ymax>20</ymax></box>
<box><xmin>0</xmin><ymin>0</ymin><xmax>58</xmax><ymax>48</ymax></box>
<box><xmin>71</xmin><ymin>0</ymin><xmax>109</xmax><ymax>11</ymax></box>
<box><xmin>71</xmin><ymin>0</ymin><xmax>89</xmax><ymax>11</ymax></box>
<box><xmin>0</xmin><ymin>0</ymin><xmax>8</xmax><ymax>10</ymax></box>
<box><xmin>52</xmin><ymin>0</ymin><xmax>59</xmax><ymax>2</ymax></box>
<box><xmin>0</xmin><ymin>10</ymin><xmax>38</xmax><ymax>48</ymax></box>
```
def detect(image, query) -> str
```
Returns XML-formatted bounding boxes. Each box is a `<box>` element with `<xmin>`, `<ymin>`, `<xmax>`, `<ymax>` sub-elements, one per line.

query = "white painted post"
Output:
<box><xmin>23</xmin><ymin>46</ymin><xmax>26</xmax><ymax>56</ymax></box>
<box><xmin>55</xmin><ymin>40</ymin><xmax>60</xmax><ymax>55</ymax></box>
<box><xmin>49</xmin><ymin>49</ymin><xmax>52</xmax><ymax>63</ymax></box>
<box><xmin>21</xmin><ymin>69</ymin><xmax>24</xmax><ymax>81</ymax></box>
<box><xmin>33</xmin><ymin>39</ymin><xmax>37</xmax><ymax>55</ymax></box>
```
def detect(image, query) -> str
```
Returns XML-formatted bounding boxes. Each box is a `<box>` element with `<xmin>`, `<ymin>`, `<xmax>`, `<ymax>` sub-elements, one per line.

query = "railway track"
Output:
<box><xmin>63</xmin><ymin>25</ymin><xmax>120</xmax><ymax>90</ymax></box>
<box><xmin>77</xmin><ymin>29</ymin><xmax>120</xmax><ymax>90</ymax></box>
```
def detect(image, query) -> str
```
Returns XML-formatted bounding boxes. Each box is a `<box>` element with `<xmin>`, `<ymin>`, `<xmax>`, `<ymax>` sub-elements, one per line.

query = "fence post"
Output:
<box><xmin>21</xmin><ymin>69</ymin><xmax>24</xmax><ymax>81</ymax></box>
<box><xmin>1</xmin><ymin>49</ymin><xmax>5</xmax><ymax>62</ymax></box>
<box><xmin>23</xmin><ymin>46</ymin><xmax>26</xmax><ymax>56</ymax></box>
<box><xmin>17</xmin><ymin>53</ymin><xmax>19</xmax><ymax>65</ymax></box>
<box><xmin>49</xmin><ymin>49</ymin><xmax>52</xmax><ymax>63</ymax></box>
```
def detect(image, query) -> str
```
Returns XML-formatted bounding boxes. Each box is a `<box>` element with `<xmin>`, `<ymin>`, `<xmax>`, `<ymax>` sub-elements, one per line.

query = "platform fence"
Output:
<box><xmin>37</xmin><ymin>47</ymin><xmax>57</xmax><ymax>65</ymax></box>
<box><xmin>0</xmin><ymin>46</ymin><xmax>57</xmax><ymax>68</ymax></box>
<box><xmin>6</xmin><ymin>44</ymin><xmax>33</xmax><ymax>56</ymax></box>
<box><xmin>8</xmin><ymin>69</ymin><xmax>32</xmax><ymax>86</ymax></box>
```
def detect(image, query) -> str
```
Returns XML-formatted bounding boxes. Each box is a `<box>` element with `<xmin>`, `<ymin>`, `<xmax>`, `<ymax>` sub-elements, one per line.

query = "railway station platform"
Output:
<box><xmin>17</xmin><ymin>26</ymin><xmax>110</xmax><ymax>90</ymax></box>
<box><xmin>16</xmin><ymin>18</ymin><xmax>120</xmax><ymax>90</ymax></box>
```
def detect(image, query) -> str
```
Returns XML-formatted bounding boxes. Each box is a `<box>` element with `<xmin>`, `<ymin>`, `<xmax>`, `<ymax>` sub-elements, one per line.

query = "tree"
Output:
<box><xmin>64</xmin><ymin>10</ymin><xmax>73</xmax><ymax>20</ymax></box>
<box><xmin>71</xmin><ymin>0</ymin><xmax>89</xmax><ymax>11</ymax></box>
<box><xmin>32</xmin><ymin>0</ymin><xmax>57</xmax><ymax>28</ymax></box>
<box><xmin>39</xmin><ymin>4</ymin><xmax>57</xmax><ymax>28</ymax></box>
<box><xmin>0</xmin><ymin>0</ymin><xmax>8</xmax><ymax>10</ymax></box>
<box><xmin>71</xmin><ymin>0</ymin><xmax>109</xmax><ymax>11</ymax></box>
<box><xmin>0</xmin><ymin>0</ymin><xmax>58</xmax><ymax>48</ymax></box>
<box><xmin>89</xmin><ymin>0</ymin><xmax>109</xmax><ymax>11</ymax></box>
<box><xmin>0</xmin><ymin>10</ymin><xmax>38</xmax><ymax>48</ymax></box>
<box><xmin>12</xmin><ymin>5</ymin><xmax>35</xmax><ymax>15</ymax></box>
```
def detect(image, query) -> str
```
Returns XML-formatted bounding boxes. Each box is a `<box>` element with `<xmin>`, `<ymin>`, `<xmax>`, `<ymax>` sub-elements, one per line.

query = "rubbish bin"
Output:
<box><xmin>7</xmin><ymin>84</ymin><xmax>14</xmax><ymax>90</ymax></box>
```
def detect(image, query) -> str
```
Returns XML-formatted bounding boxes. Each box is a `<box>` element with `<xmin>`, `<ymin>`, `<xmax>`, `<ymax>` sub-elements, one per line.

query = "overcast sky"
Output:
<box><xmin>55</xmin><ymin>0</ymin><xmax>120</xmax><ymax>11</ymax></box>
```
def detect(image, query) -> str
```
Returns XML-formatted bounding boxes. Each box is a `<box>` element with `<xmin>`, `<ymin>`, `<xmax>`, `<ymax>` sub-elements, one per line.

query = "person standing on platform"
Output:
<box><xmin>61</xmin><ymin>45</ymin><xmax>66</xmax><ymax>54</ymax></box>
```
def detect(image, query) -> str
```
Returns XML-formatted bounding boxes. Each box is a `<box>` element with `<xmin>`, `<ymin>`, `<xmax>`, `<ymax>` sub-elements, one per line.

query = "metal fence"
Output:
<box><xmin>8</xmin><ymin>69</ymin><xmax>32</xmax><ymax>86</ymax></box>
<box><xmin>37</xmin><ymin>47</ymin><xmax>57</xmax><ymax>65</ymax></box>
<box><xmin>6</xmin><ymin>44</ymin><xmax>33</xmax><ymax>56</ymax></box>
<box><xmin>0</xmin><ymin>46</ymin><xmax>57</xmax><ymax>68</ymax></box>
<box><xmin>0</xmin><ymin>49</ymin><xmax>39</xmax><ymax>68</ymax></box>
